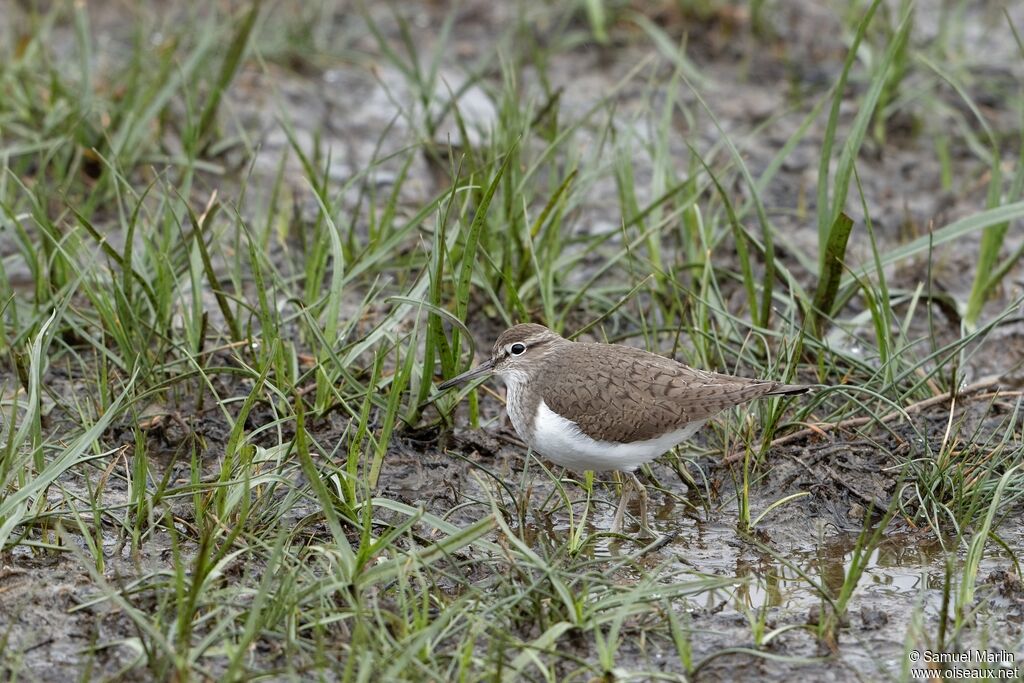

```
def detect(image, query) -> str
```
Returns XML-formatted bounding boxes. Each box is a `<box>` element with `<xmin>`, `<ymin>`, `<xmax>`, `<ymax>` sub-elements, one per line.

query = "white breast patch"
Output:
<box><xmin>527</xmin><ymin>400</ymin><xmax>704</xmax><ymax>472</ymax></box>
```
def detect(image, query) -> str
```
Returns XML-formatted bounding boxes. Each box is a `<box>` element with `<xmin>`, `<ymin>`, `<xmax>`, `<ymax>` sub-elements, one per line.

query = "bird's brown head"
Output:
<box><xmin>438</xmin><ymin>323</ymin><xmax>565</xmax><ymax>390</ymax></box>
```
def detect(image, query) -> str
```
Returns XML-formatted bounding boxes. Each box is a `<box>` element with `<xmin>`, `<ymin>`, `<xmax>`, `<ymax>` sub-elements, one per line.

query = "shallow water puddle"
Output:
<box><xmin>728</xmin><ymin>536</ymin><xmax>948</xmax><ymax>611</ymax></box>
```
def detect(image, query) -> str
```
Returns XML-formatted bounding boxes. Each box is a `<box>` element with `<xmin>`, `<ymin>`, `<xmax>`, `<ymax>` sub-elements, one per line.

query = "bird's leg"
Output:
<box><xmin>630</xmin><ymin>472</ymin><xmax>656</xmax><ymax>539</ymax></box>
<box><xmin>609</xmin><ymin>471</ymin><xmax>632</xmax><ymax>535</ymax></box>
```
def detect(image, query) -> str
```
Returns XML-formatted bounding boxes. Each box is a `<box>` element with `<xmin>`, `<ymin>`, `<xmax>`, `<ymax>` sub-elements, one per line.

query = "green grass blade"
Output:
<box><xmin>810</xmin><ymin>212</ymin><xmax>855</xmax><ymax>336</ymax></box>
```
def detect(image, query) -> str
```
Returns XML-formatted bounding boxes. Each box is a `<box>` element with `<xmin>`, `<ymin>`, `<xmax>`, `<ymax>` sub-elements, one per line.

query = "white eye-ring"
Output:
<box><xmin>509</xmin><ymin>342</ymin><xmax>527</xmax><ymax>356</ymax></box>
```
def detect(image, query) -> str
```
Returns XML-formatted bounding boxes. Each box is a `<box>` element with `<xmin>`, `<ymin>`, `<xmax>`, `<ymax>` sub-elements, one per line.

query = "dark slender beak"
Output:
<box><xmin>438</xmin><ymin>358</ymin><xmax>495</xmax><ymax>390</ymax></box>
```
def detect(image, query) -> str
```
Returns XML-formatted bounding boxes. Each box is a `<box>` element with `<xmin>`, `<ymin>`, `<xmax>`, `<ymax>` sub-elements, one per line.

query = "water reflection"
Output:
<box><xmin>731</xmin><ymin>534</ymin><xmax>946</xmax><ymax>610</ymax></box>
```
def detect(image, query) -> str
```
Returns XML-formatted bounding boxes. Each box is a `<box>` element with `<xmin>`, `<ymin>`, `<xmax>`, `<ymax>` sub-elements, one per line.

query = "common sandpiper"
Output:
<box><xmin>439</xmin><ymin>323</ymin><xmax>810</xmax><ymax>537</ymax></box>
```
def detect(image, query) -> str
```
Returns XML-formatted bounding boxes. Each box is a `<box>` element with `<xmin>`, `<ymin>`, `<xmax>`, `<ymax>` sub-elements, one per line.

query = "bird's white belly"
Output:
<box><xmin>528</xmin><ymin>400</ymin><xmax>704</xmax><ymax>472</ymax></box>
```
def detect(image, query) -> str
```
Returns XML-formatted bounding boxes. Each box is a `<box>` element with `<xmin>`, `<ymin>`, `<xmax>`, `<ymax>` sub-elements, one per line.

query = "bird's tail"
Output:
<box><xmin>766</xmin><ymin>383</ymin><xmax>812</xmax><ymax>396</ymax></box>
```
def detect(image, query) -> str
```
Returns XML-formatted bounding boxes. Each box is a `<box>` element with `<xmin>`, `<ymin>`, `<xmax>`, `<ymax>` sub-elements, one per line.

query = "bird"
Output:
<box><xmin>438</xmin><ymin>323</ymin><xmax>811</xmax><ymax>537</ymax></box>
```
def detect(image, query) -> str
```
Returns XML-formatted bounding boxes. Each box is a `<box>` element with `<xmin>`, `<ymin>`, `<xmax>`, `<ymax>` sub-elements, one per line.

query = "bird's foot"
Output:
<box><xmin>608</xmin><ymin>473</ymin><xmax>658</xmax><ymax>540</ymax></box>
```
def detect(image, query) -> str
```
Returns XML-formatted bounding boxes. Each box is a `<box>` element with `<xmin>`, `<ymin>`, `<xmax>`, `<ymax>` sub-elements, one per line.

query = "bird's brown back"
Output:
<box><xmin>534</xmin><ymin>341</ymin><xmax>806</xmax><ymax>443</ymax></box>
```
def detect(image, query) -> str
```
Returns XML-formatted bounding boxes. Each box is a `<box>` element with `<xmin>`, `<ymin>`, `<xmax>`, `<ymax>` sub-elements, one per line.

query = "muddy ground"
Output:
<box><xmin>3</xmin><ymin>0</ymin><xmax>1024</xmax><ymax>681</ymax></box>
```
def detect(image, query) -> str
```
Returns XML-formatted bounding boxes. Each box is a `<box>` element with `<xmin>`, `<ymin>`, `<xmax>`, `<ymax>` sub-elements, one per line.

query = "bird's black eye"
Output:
<box><xmin>510</xmin><ymin>343</ymin><xmax>526</xmax><ymax>356</ymax></box>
